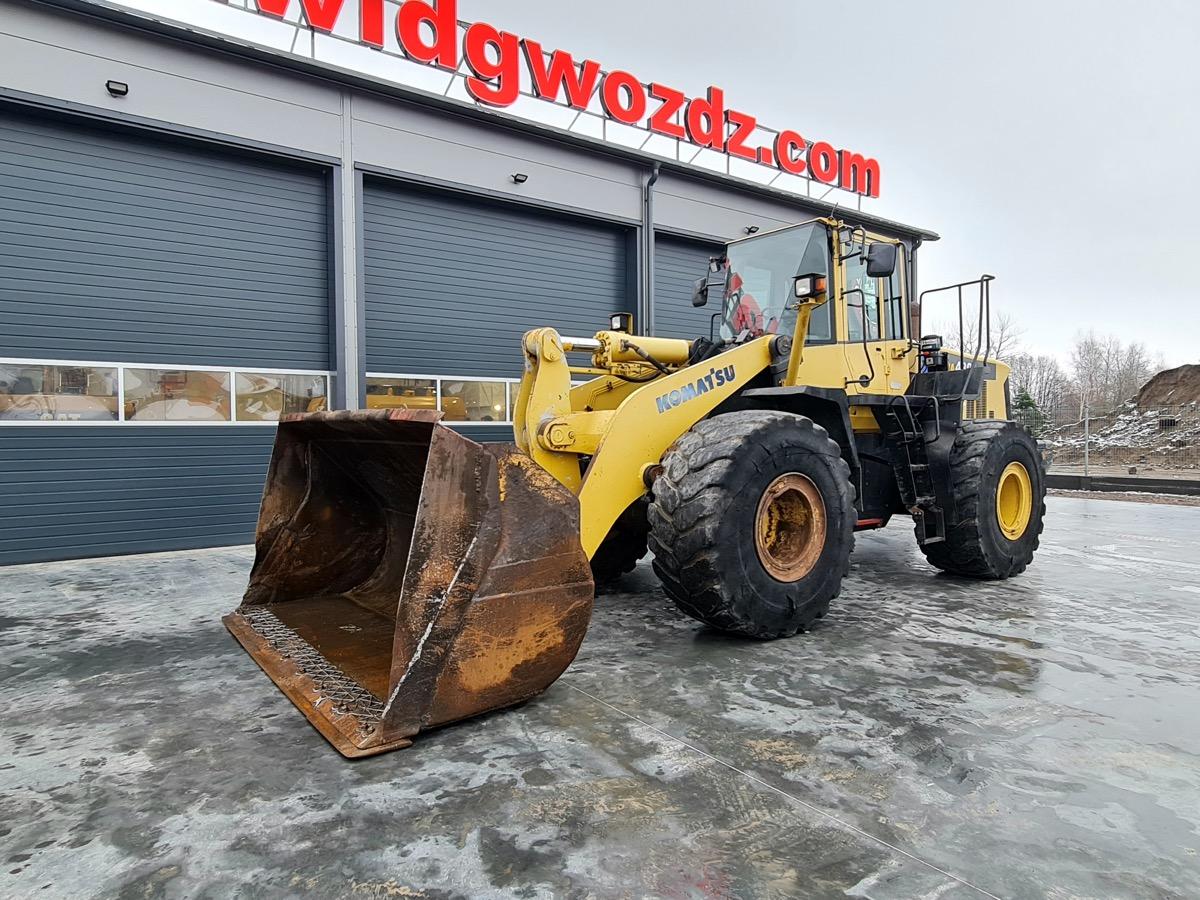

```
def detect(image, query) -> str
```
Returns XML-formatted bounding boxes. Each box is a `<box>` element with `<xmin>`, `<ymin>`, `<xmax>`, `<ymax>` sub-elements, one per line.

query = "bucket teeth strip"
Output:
<box><xmin>236</xmin><ymin>605</ymin><xmax>386</xmax><ymax>724</ymax></box>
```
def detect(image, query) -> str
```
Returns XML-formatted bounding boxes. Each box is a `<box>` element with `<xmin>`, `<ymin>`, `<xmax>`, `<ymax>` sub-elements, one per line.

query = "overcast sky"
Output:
<box><xmin>452</xmin><ymin>0</ymin><xmax>1200</xmax><ymax>366</ymax></box>
<box><xmin>121</xmin><ymin>0</ymin><xmax>1200</xmax><ymax>366</ymax></box>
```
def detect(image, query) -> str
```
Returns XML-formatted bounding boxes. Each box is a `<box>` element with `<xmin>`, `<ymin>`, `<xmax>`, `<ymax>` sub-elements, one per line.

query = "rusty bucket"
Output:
<box><xmin>223</xmin><ymin>409</ymin><xmax>594</xmax><ymax>757</ymax></box>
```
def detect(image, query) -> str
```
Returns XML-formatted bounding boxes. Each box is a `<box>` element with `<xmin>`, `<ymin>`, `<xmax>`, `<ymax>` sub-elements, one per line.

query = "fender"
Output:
<box><xmin>725</xmin><ymin>385</ymin><xmax>862</xmax><ymax>500</ymax></box>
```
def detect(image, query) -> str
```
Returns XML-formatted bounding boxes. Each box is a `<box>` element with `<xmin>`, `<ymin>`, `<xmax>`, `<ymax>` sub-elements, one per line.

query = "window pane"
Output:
<box><xmin>236</xmin><ymin>372</ymin><xmax>327</xmax><ymax>421</ymax></box>
<box><xmin>845</xmin><ymin>245</ymin><xmax>881</xmax><ymax>342</ymax></box>
<box><xmin>807</xmin><ymin>299</ymin><xmax>833</xmax><ymax>342</ymax></box>
<box><xmin>365</xmin><ymin>377</ymin><xmax>438</xmax><ymax>414</ymax></box>
<box><xmin>884</xmin><ymin>255</ymin><xmax>906</xmax><ymax>340</ymax></box>
<box><xmin>441</xmin><ymin>380</ymin><xmax>507</xmax><ymax>422</ymax></box>
<box><xmin>0</xmin><ymin>363</ymin><xmax>118</xmax><ymax>421</ymax></box>
<box><xmin>509</xmin><ymin>382</ymin><xmax>520</xmax><ymax>417</ymax></box>
<box><xmin>125</xmin><ymin>369</ymin><xmax>230</xmax><ymax>421</ymax></box>
<box><xmin>722</xmin><ymin>222</ymin><xmax>831</xmax><ymax>342</ymax></box>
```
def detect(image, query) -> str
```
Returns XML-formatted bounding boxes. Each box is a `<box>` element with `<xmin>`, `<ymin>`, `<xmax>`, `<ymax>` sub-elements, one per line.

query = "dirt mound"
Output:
<box><xmin>1137</xmin><ymin>364</ymin><xmax>1200</xmax><ymax>406</ymax></box>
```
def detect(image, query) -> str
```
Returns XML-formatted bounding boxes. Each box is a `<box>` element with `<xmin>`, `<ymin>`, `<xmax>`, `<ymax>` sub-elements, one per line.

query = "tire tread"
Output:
<box><xmin>649</xmin><ymin>411</ymin><xmax>856</xmax><ymax>638</ymax></box>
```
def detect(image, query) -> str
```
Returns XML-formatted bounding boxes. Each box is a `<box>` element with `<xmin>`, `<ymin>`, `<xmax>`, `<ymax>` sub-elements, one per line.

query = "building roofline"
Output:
<box><xmin>29</xmin><ymin>0</ymin><xmax>939</xmax><ymax>242</ymax></box>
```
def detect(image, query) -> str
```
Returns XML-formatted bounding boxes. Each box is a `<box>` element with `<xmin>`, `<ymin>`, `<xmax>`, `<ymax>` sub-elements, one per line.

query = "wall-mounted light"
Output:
<box><xmin>105</xmin><ymin>80</ymin><xmax>129</xmax><ymax>98</ymax></box>
<box><xmin>511</xmin><ymin>173</ymin><xmax>529</xmax><ymax>184</ymax></box>
<box><xmin>744</xmin><ymin>225</ymin><xmax>760</xmax><ymax>235</ymax></box>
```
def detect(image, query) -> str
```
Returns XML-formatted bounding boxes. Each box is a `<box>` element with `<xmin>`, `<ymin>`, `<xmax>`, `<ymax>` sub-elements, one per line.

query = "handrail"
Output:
<box><xmin>917</xmin><ymin>275</ymin><xmax>995</xmax><ymax>404</ymax></box>
<box><xmin>917</xmin><ymin>275</ymin><xmax>995</xmax><ymax>365</ymax></box>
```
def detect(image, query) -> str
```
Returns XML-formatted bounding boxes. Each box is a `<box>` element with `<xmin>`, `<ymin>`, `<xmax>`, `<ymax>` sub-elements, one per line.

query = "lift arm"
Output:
<box><xmin>514</xmin><ymin>328</ymin><xmax>777</xmax><ymax>557</ymax></box>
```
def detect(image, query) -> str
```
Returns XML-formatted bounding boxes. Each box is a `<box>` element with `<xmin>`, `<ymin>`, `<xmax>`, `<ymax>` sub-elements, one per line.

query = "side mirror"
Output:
<box><xmin>693</xmin><ymin>256</ymin><xmax>730</xmax><ymax>307</ymax></box>
<box><xmin>866</xmin><ymin>243</ymin><xmax>898</xmax><ymax>278</ymax></box>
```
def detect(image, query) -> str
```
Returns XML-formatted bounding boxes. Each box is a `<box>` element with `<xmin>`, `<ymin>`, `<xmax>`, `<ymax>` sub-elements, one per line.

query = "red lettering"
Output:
<box><xmin>256</xmin><ymin>0</ymin><xmax>346</xmax><ymax>32</ymax></box>
<box><xmin>360</xmin><ymin>0</ymin><xmax>384</xmax><ymax>47</ymax></box>
<box><xmin>809</xmin><ymin>141</ymin><xmax>838</xmax><ymax>184</ymax></box>
<box><xmin>839</xmin><ymin>150</ymin><xmax>880</xmax><ymax>197</ymax></box>
<box><xmin>462</xmin><ymin>22</ymin><xmax>521</xmax><ymax>107</ymax></box>
<box><xmin>726</xmin><ymin>110</ymin><xmax>758</xmax><ymax>162</ymax></box>
<box><xmin>774</xmin><ymin>130</ymin><xmax>807</xmax><ymax>175</ymax></box>
<box><xmin>521</xmin><ymin>40</ymin><xmax>601</xmax><ymax>110</ymax></box>
<box><xmin>600</xmin><ymin>71</ymin><xmax>647</xmax><ymax>125</ymax></box>
<box><xmin>685</xmin><ymin>87</ymin><xmax>725</xmax><ymax>151</ymax></box>
<box><xmin>396</xmin><ymin>0</ymin><xmax>458</xmax><ymax>70</ymax></box>
<box><xmin>254</xmin><ymin>1</ymin><xmax>886</xmax><ymax>198</ymax></box>
<box><xmin>647</xmin><ymin>83</ymin><xmax>686</xmax><ymax>139</ymax></box>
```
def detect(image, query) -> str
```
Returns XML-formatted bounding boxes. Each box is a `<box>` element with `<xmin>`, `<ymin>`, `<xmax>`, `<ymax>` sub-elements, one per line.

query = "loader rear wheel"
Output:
<box><xmin>648</xmin><ymin>411</ymin><xmax>856</xmax><ymax>639</ymax></box>
<box><xmin>919</xmin><ymin>420</ymin><xmax>1046</xmax><ymax>579</ymax></box>
<box><xmin>590</xmin><ymin>496</ymin><xmax>649</xmax><ymax>586</ymax></box>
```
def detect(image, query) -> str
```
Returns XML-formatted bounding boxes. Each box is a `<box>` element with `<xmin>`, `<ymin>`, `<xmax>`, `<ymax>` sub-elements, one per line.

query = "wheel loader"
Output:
<box><xmin>224</xmin><ymin>217</ymin><xmax>1046</xmax><ymax>757</ymax></box>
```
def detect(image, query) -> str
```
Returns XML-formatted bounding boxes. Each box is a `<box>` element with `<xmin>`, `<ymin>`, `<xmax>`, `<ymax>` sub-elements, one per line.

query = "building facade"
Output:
<box><xmin>0</xmin><ymin>0</ymin><xmax>933</xmax><ymax>565</ymax></box>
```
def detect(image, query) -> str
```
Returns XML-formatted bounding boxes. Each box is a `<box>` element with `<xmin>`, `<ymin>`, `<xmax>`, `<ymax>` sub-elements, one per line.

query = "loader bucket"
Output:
<box><xmin>223</xmin><ymin>409</ymin><xmax>594</xmax><ymax>758</ymax></box>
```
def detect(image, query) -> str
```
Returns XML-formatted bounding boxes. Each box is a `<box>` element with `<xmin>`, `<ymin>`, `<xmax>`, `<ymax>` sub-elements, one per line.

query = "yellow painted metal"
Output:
<box><xmin>568</xmin><ymin>375</ymin><xmax>642</xmax><ymax>412</ymax></box>
<box><xmin>514</xmin><ymin>328</ymin><xmax>581</xmax><ymax>493</ymax></box>
<box><xmin>996</xmin><ymin>461</ymin><xmax>1033</xmax><ymax>540</ymax></box>
<box><xmin>781</xmin><ymin>222</ymin><xmax>1010</xmax><ymax>426</ymax></box>
<box><xmin>783</xmin><ymin>293</ymin><xmax>829</xmax><ymax>386</ymax></box>
<box><xmin>773</xmin><ymin>218</ymin><xmax>916</xmax><ymax>413</ymax></box>
<box><xmin>848</xmin><ymin>407</ymin><xmax>881</xmax><ymax>433</ymax></box>
<box><xmin>833</xmin><ymin>229</ymin><xmax>910</xmax><ymax>400</ymax></box>
<box><xmin>513</xmin><ymin>328</ymin><xmax>775</xmax><ymax>558</ymax></box>
<box><xmin>593</xmin><ymin>332</ymin><xmax>694</xmax><ymax>368</ymax></box>
<box><xmin>536</xmin><ymin>410</ymin><xmax>616</xmax><ymax>456</ymax></box>
<box><xmin>575</xmin><ymin>336</ymin><xmax>774</xmax><ymax>556</ymax></box>
<box><xmin>510</xmin><ymin>217</ymin><xmax>1018</xmax><ymax>566</ymax></box>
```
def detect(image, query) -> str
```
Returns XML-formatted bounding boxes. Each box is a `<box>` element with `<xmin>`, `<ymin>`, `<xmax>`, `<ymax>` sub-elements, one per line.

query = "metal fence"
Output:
<box><xmin>1013</xmin><ymin>401</ymin><xmax>1200</xmax><ymax>476</ymax></box>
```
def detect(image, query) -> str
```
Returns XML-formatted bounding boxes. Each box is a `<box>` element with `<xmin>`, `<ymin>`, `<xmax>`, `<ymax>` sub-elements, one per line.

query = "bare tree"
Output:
<box><xmin>938</xmin><ymin>311</ymin><xmax>1024</xmax><ymax>360</ymax></box>
<box><xmin>1009</xmin><ymin>352</ymin><xmax>1068</xmax><ymax>414</ymax></box>
<box><xmin>1069</xmin><ymin>330</ymin><xmax>1158</xmax><ymax>414</ymax></box>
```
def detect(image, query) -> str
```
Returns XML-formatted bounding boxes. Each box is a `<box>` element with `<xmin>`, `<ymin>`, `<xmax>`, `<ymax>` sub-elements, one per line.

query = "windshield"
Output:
<box><xmin>720</xmin><ymin>223</ymin><xmax>832</xmax><ymax>342</ymax></box>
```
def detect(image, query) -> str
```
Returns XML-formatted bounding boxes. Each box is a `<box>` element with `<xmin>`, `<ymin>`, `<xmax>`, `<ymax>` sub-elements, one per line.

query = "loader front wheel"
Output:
<box><xmin>648</xmin><ymin>411</ymin><xmax>856</xmax><ymax>639</ymax></box>
<box><xmin>918</xmin><ymin>420</ymin><xmax>1046</xmax><ymax>579</ymax></box>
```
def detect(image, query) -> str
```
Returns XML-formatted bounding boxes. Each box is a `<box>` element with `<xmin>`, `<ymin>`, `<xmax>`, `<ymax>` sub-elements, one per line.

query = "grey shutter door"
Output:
<box><xmin>0</xmin><ymin>108</ymin><xmax>330</xmax><ymax>368</ymax></box>
<box><xmin>0</xmin><ymin>428</ymin><xmax>276</xmax><ymax>565</ymax></box>
<box><xmin>363</xmin><ymin>179</ymin><xmax>630</xmax><ymax>379</ymax></box>
<box><xmin>653</xmin><ymin>235</ymin><xmax>724</xmax><ymax>341</ymax></box>
<box><xmin>0</xmin><ymin>108</ymin><xmax>330</xmax><ymax>565</ymax></box>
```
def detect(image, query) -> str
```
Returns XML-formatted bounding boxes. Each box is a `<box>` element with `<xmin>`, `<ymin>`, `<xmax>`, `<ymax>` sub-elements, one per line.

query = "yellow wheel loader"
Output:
<box><xmin>225</xmin><ymin>217</ymin><xmax>1046</xmax><ymax>757</ymax></box>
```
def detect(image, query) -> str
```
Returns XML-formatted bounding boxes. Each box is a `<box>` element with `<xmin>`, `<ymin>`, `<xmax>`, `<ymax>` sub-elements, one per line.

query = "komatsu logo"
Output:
<box><xmin>655</xmin><ymin>365</ymin><xmax>737</xmax><ymax>414</ymax></box>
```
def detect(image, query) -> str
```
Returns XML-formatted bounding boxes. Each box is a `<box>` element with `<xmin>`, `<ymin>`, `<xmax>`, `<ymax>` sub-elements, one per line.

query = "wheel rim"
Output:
<box><xmin>754</xmin><ymin>473</ymin><xmax>827</xmax><ymax>582</ymax></box>
<box><xmin>996</xmin><ymin>461</ymin><xmax>1033</xmax><ymax>540</ymax></box>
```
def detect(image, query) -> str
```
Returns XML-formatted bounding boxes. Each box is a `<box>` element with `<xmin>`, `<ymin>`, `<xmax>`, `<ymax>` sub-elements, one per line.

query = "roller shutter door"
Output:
<box><xmin>0</xmin><ymin>108</ymin><xmax>330</xmax><ymax>565</ymax></box>
<box><xmin>653</xmin><ymin>234</ymin><xmax>724</xmax><ymax>341</ymax></box>
<box><xmin>363</xmin><ymin>180</ymin><xmax>629</xmax><ymax>379</ymax></box>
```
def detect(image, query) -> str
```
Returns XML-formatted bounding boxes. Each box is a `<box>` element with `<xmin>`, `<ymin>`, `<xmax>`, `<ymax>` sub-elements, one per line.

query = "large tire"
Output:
<box><xmin>590</xmin><ymin>496</ymin><xmax>649</xmax><ymax>586</ymax></box>
<box><xmin>919</xmin><ymin>420</ymin><xmax>1046</xmax><ymax>578</ymax></box>
<box><xmin>648</xmin><ymin>411</ymin><xmax>856</xmax><ymax>639</ymax></box>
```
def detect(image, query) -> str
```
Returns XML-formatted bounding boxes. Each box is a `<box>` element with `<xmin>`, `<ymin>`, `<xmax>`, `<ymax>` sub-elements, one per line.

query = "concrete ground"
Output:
<box><xmin>2</xmin><ymin>496</ymin><xmax>1199</xmax><ymax>899</ymax></box>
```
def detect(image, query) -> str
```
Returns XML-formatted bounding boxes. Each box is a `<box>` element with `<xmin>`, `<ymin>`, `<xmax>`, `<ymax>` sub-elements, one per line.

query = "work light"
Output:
<box><xmin>793</xmin><ymin>274</ymin><xmax>828</xmax><ymax>300</ymax></box>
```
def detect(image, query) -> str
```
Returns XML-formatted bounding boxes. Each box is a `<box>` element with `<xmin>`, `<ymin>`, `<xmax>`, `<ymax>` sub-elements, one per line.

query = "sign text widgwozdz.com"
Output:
<box><xmin>254</xmin><ymin>0</ymin><xmax>882</xmax><ymax>198</ymax></box>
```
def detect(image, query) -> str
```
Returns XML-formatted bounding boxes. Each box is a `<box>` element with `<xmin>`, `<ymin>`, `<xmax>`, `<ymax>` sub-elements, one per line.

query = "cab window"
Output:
<box><xmin>844</xmin><ymin>243</ymin><xmax>880</xmax><ymax>342</ymax></box>
<box><xmin>883</xmin><ymin>251</ymin><xmax>906</xmax><ymax>340</ymax></box>
<box><xmin>722</xmin><ymin>222</ymin><xmax>834</xmax><ymax>344</ymax></box>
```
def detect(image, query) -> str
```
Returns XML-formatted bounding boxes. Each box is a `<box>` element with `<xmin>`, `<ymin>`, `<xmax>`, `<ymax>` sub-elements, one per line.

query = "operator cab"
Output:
<box><xmin>694</xmin><ymin>220</ymin><xmax>904</xmax><ymax>342</ymax></box>
<box><xmin>693</xmin><ymin>218</ymin><xmax>911</xmax><ymax>397</ymax></box>
<box><xmin>715</xmin><ymin>221</ymin><xmax>834</xmax><ymax>343</ymax></box>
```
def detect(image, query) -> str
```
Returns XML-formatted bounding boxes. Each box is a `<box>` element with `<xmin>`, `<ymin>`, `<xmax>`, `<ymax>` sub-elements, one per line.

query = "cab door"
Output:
<box><xmin>839</xmin><ymin>235</ymin><xmax>910</xmax><ymax>399</ymax></box>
